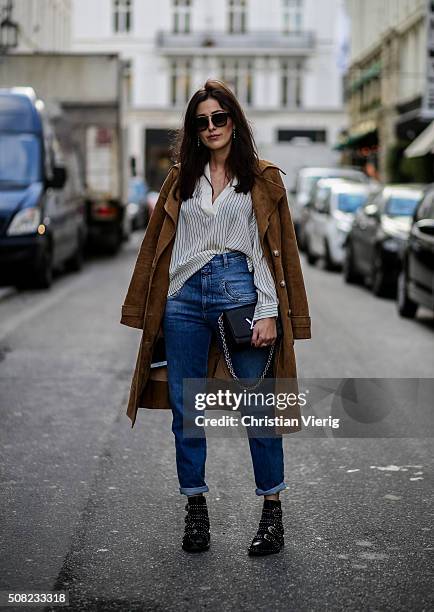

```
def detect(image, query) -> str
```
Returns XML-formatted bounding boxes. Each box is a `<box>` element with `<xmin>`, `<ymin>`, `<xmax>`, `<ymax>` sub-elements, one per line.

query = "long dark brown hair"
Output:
<box><xmin>171</xmin><ymin>79</ymin><xmax>260</xmax><ymax>202</ymax></box>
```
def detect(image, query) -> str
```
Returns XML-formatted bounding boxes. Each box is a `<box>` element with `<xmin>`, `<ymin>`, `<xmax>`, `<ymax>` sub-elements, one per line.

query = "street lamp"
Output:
<box><xmin>0</xmin><ymin>1</ymin><xmax>18</xmax><ymax>53</ymax></box>
<box><xmin>0</xmin><ymin>16</ymin><xmax>18</xmax><ymax>50</ymax></box>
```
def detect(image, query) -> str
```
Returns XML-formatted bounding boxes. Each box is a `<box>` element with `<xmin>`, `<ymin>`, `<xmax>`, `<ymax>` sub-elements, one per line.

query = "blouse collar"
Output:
<box><xmin>204</xmin><ymin>161</ymin><xmax>239</xmax><ymax>188</ymax></box>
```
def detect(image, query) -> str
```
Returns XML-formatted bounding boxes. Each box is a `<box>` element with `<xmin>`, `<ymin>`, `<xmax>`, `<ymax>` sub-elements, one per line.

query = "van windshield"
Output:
<box><xmin>0</xmin><ymin>133</ymin><xmax>41</xmax><ymax>185</ymax></box>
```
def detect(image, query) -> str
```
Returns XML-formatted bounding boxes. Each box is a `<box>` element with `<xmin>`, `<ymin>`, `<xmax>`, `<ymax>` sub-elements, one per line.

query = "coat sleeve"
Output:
<box><xmin>272</xmin><ymin>168</ymin><xmax>312</xmax><ymax>340</ymax></box>
<box><xmin>120</xmin><ymin>167</ymin><xmax>177</xmax><ymax>329</ymax></box>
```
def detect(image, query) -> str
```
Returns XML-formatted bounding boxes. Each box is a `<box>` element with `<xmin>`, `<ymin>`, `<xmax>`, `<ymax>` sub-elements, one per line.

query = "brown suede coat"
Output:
<box><xmin>120</xmin><ymin>159</ymin><xmax>311</xmax><ymax>432</ymax></box>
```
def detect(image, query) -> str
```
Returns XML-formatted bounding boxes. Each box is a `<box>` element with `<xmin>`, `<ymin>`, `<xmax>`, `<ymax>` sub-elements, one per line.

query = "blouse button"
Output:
<box><xmin>279</xmin><ymin>280</ymin><xmax>286</xmax><ymax>287</ymax></box>
<box><xmin>273</xmin><ymin>250</ymin><xmax>280</xmax><ymax>257</ymax></box>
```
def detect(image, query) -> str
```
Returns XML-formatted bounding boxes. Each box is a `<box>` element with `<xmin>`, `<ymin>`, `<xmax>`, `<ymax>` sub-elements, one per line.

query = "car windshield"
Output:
<box><xmin>301</xmin><ymin>171</ymin><xmax>366</xmax><ymax>198</ymax></box>
<box><xmin>385</xmin><ymin>196</ymin><xmax>420</xmax><ymax>216</ymax></box>
<box><xmin>337</xmin><ymin>192</ymin><xmax>368</xmax><ymax>213</ymax></box>
<box><xmin>0</xmin><ymin>133</ymin><xmax>41</xmax><ymax>185</ymax></box>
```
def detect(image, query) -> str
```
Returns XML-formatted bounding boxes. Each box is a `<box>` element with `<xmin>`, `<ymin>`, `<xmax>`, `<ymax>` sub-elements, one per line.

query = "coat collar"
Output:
<box><xmin>160</xmin><ymin>159</ymin><xmax>287</xmax><ymax>261</ymax></box>
<box><xmin>164</xmin><ymin>159</ymin><xmax>286</xmax><ymax>221</ymax></box>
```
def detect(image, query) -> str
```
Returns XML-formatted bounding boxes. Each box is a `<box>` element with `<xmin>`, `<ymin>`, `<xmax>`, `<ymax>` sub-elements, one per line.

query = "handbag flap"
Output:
<box><xmin>223</xmin><ymin>303</ymin><xmax>256</xmax><ymax>343</ymax></box>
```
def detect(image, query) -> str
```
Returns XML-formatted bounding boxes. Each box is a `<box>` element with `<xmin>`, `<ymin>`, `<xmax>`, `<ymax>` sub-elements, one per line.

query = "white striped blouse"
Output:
<box><xmin>167</xmin><ymin>162</ymin><xmax>279</xmax><ymax>322</ymax></box>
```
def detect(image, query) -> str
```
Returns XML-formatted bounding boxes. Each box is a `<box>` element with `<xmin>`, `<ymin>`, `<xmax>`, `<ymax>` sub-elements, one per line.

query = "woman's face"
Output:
<box><xmin>195</xmin><ymin>98</ymin><xmax>234</xmax><ymax>153</ymax></box>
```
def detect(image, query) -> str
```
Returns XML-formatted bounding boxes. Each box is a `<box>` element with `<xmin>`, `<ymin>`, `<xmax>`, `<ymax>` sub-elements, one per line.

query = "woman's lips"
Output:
<box><xmin>208</xmin><ymin>134</ymin><xmax>221</xmax><ymax>140</ymax></box>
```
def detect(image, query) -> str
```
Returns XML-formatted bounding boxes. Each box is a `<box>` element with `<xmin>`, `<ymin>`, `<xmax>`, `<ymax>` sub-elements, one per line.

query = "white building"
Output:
<box><xmin>72</xmin><ymin>0</ymin><xmax>346</xmax><ymax>188</ymax></box>
<box><xmin>5</xmin><ymin>0</ymin><xmax>72</xmax><ymax>52</ymax></box>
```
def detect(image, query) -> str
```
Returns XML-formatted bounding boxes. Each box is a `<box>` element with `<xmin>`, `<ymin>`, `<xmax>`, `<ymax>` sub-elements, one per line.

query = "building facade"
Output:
<box><xmin>341</xmin><ymin>0</ymin><xmax>431</xmax><ymax>182</ymax></box>
<box><xmin>3</xmin><ymin>0</ymin><xmax>72</xmax><ymax>52</ymax></box>
<box><xmin>72</xmin><ymin>0</ymin><xmax>346</xmax><ymax>188</ymax></box>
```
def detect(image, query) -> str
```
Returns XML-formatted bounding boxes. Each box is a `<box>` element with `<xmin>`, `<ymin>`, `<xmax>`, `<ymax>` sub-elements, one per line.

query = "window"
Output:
<box><xmin>228</xmin><ymin>0</ymin><xmax>247</xmax><ymax>34</ymax></box>
<box><xmin>314</xmin><ymin>186</ymin><xmax>331</xmax><ymax>213</ymax></box>
<box><xmin>280</xmin><ymin>60</ymin><xmax>303</xmax><ymax>107</ymax></box>
<box><xmin>282</xmin><ymin>0</ymin><xmax>303</xmax><ymax>33</ymax></box>
<box><xmin>220</xmin><ymin>58</ymin><xmax>253</xmax><ymax>106</ymax></box>
<box><xmin>277</xmin><ymin>129</ymin><xmax>326</xmax><ymax>143</ymax></box>
<box><xmin>113</xmin><ymin>0</ymin><xmax>132</xmax><ymax>33</ymax></box>
<box><xmin>173</xmin><ymin>0</ymin><xmax>192</xmax><ymax>34</ymax></box>
<box><xmin>170</xmin><ymin>59</ymin><xmax>192</xmax><ymax>106</ymax></box>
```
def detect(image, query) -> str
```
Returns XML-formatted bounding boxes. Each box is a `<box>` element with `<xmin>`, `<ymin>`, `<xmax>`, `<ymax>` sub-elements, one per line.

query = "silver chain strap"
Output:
<box><xmin>217</xmin><ymin>313</ymin><xmax>276</xmax><ymax>390</ymax></box>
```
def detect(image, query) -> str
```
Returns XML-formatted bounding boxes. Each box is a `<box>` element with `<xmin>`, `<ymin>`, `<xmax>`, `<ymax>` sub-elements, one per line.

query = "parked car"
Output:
<box><xmin>0</xmin><ymin>88</ymin><xmax>86</xmax><ymax>289</ymax></box>
<box><xmin>343</xmin><ymin>184</ymin><xmax>426</xmax><ymax>296</ymax></box>
<box><xmin>304</xmin><ymin>178</ymin><xmax>375</xmax><ymax>269</ymax></box>
<box><xmin>290</xmin><ymin>166</ymin><xmax>373</xmax><ymax>249</ymax></box>
<box><xmin>127</xmin><ymin>176</ymin><xmax>149</xmax><ymax>230</ymax></box>
<box><xmin>397</xmin><ymin>186</ymin><xmax>434</xmax><ymax>317</ymax></box>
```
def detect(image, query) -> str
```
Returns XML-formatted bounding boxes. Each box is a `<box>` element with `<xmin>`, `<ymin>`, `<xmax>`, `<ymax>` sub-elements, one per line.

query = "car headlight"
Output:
<box><xmin>382</xmin><ymin>238</ymin><xmax>399</xmax><ymax>252</ymax></box>
<box><xmin>6</xmin><ymin>207</ymin><xmax>41</xmax><ymax>236</ymax></box>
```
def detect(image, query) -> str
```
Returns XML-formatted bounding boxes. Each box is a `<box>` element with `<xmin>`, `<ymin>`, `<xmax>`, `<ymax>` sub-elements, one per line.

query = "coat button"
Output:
<box><xmin>279</xmin><ymin>280</ymin><xmax>286</xmax><ymax>287</ymax></box>
<box><xmin>273</xmin><ymin>249</ymin><xmax>280</xmax><ymax>256</ymax></box>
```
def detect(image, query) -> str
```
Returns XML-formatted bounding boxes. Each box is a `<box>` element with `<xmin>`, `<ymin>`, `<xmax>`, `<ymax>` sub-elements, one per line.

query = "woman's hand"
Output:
<box><xmin>251</xmin><ymin>317</ymin><xmax>277</xmax><ymax>348</ymax></box>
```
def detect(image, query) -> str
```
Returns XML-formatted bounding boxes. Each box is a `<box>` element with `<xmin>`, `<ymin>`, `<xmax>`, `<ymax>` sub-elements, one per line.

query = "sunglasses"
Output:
<box><xmin>194</xmin><ymin>111</ymin><xmax>230</xmax><ymax>132</ymax></box>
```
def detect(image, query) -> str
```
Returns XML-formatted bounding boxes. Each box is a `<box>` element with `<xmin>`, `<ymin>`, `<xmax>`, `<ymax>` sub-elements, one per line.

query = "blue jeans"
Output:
<box><xmin>163</xmin><ymin>251</ymin><xmax>287</xmax><ymax>497</ymax></box>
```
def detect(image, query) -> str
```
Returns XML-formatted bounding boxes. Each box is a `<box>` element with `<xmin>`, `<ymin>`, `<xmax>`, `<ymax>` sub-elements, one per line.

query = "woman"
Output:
<box><xmin>120</xmin><ymin>79</ymin><xmax>311</xmax><ymax>556</ymax></box>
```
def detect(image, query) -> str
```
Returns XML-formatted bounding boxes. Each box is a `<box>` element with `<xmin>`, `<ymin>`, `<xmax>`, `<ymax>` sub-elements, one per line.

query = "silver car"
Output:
<box><xmin>304</xmin><ymin>179</ymin><xmax>379</xmax><ymax>269</ymax></box>
<box><xmin>290</xmin><ymin>166</ymin><xmax>373</xmax><ymax>249</ymax></box>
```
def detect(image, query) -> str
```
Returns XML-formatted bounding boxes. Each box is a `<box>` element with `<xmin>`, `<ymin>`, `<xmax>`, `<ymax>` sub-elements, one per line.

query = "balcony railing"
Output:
<box><xmin>155</xmin><ymin>30</ymin><xmax>315</xmax><ymax>56</ymax></box>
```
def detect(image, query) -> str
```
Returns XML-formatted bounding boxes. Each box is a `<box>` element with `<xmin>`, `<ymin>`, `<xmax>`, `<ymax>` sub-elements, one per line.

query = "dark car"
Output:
<box><xmin>0</xmin><ymin>88</ymin><xmax>86</xmax><ymax>289</ymax></box>
<box><xmin>343</xmin><ymin>184</ymin><xmax>426</xmax><ymax>296</ymax></box>
<box><xmin>397</xmin><ymin>187</ymin><xmax>434</xmax><ymax>317</ymax></box>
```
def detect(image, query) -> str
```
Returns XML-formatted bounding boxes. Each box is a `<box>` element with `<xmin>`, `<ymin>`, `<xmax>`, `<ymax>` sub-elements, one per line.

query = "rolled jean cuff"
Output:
<box><xmin>180</xmin><ymin>485</ymin><xmax>209</xmax><ymax>496</ymax></box>
<box><xmin>255</xmin><ymin>481</ymin><xmax>287</xmax><ymax>496</ymax></box>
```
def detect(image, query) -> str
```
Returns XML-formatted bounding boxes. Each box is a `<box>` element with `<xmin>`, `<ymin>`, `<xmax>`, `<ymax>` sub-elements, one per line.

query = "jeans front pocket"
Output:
<box><xmin>221</xmin><ymin>278</ymin><xmax>258</xmax><ymax>303</ymax></box>
<box><xmin>167</xmin><ymin>282</ymin><xmax>186</xmax><ymax>301</ymax></box>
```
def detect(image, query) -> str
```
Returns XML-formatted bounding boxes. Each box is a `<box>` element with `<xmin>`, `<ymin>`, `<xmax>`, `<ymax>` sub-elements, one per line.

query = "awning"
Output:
<box><xmin>348</xmin><ymin>61</ymin><xmax>382</xmax><ymax>93</ymax></box>
<box><xmin>333</xmin><ymin>120</ymin><xmax>377</xmax><ymax>150</ymax></box>
<box><xmin>404</xmin><ymin>120</ymin><xmax>434</xmax><ymax>158</ymax></box>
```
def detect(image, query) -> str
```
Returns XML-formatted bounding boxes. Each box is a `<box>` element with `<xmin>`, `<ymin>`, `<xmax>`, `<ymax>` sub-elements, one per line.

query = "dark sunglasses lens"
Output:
<box><xmin>212</xmin><ymin>112</ymin><xmax>228</xmax><ymax>127</ymax></box>
<box><xmin>195</xmin><ymin>117</ymin><xmax>209</xmax><ymax>131</ymax></box>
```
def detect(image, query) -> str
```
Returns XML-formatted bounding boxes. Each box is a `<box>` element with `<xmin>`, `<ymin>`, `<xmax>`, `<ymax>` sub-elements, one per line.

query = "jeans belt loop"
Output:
<box><xmin>223</xmin><ymin>252</ymin><xmax>228</xmax><ymax>268</ymax></box>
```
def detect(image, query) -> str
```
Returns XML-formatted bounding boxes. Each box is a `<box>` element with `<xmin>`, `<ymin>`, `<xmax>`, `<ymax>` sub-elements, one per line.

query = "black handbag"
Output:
<box><xmin>217</xmin><ymin>303</ymin><xmax>282</xmax><ymax>390</ymax></box>
<box><xmin>150</xmin><ymin>335</ymin><xmax>167</xmax><ymax>369</ymax></box>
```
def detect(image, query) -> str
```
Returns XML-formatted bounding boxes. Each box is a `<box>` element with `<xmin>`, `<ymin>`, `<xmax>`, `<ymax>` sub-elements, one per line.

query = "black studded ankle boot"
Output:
<box><xmin>248</xmin><ymin>499</ymin><xmax>284</xmax><ymax>556</ymax></box>
<box><xmin>182</xmin><ymin>495</ymin><xmax>210</xmax><ymax>553</ymax></box>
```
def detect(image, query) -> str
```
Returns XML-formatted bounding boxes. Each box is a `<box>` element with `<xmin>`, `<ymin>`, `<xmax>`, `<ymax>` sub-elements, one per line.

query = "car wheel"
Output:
<box><xmin>305</xmin><ymin>237</ymin><xmax>317</xmax><ymax>265</ymax></box>
<box><xmin>343</xmin><ymin>241</ymin><xmax>360</xmax><ymax>284</ymax></box>
<box><xmin>324</xmin><ymin>239</ymin><xmax>335</xmax><ymax>271</ymax></box>
<box><xmin>397</xmin><ymin>269</ymin><xmax>417</xmax><ymax>318</ymax></box>
<box><xmin>371</xmin><ymin>250</ymin><xmax>389</xmax><ymax>297</ymax></box>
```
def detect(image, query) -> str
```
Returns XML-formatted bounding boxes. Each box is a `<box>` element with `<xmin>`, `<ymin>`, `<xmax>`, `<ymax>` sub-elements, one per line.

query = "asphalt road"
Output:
<box><xmin>0</xmin><ymin>232</ymin><xmax>433</xmax><ymax>612</ymax></box>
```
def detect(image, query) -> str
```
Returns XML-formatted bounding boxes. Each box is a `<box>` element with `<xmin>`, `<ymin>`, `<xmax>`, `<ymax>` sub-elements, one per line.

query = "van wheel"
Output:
<box><xmin>397</xmin><ymin>270</ymin><xmax>417</xmax><ymax>318</ymax></box>
<box><xmin>106</xmin><ymin>230</ymin><xmax>122</xmax><ymax>255</ymax></box>
<box><xmin>65</xmin><ymin>231</ymin><xmax>84</xmax><ymax>272</ymax></box>
<box><xmin>33</xmin><ymin>245</ymin><xmax>53</xmax><ymax>289</ymax></box>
